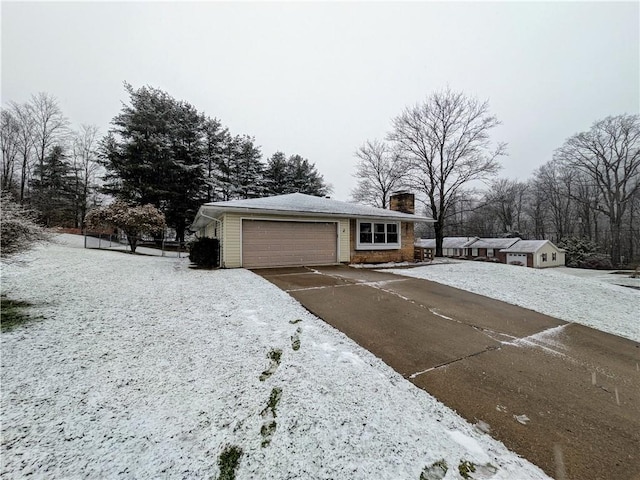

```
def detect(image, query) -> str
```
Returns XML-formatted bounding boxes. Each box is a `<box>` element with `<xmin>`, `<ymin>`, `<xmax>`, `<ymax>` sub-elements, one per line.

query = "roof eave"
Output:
<box><xmin>197</xmin><ymin>205</ymin><xmax>433</xmax><ymax>223</ymax></box>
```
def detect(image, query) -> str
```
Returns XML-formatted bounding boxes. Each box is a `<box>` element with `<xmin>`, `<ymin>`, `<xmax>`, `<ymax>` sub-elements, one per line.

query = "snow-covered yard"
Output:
<box><xmin>385</xmin><ymin>261</ymin><xmax>639</xmax><ymax>342</ymax></box>
<box><xmin>1</xmin><ymin>235</ymin><xmax>547</xmax><ymax>479</ymax></box>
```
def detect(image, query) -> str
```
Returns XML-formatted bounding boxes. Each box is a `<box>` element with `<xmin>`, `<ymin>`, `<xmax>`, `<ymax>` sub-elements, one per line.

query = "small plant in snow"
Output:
<box><xmin>84</xmin><ymin>201</ymin><xmax>165</xmax><ymax>253</ymax></box>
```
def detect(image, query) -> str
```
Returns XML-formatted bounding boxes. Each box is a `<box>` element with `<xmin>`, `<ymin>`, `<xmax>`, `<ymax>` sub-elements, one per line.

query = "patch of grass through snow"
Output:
<box><xmin>259</xmin><ymin>348</ymin><xmax>282</xmax><ymax>381</ymax></box>
<box><xmin>217</xmin><ymin>445</ymin><xmax>242</xmax><ymax>480</ymax></box>
<box><xmin>259</xmin><ymin>387</ymin><xmax>283</xmax><ymax>448</ymax></box>
<box><xmin>1</xmin><ymin>295</ymin><xmax>39</xmax><ymax>332</ymax></box>
<box><xmin>291</xmin><ymin>327</ymin><xmax>302</xmax><ymax>351</ymax></box>
<box><xmin>420</xmin><ymin>459</ymin><xmax>448</xmax><ymax>479</ymax></box>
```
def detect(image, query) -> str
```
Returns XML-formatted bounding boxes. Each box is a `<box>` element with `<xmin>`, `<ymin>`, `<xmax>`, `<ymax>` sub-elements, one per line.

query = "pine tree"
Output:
<box><xmin>29</xmin><ymin>145</ymin><xmax>75</xmax><ymax>226</ymax></box>
<box><xmin>101</xmin><ymin>83</ymin><xmax>206</xmax><ymax>242</ymax></box>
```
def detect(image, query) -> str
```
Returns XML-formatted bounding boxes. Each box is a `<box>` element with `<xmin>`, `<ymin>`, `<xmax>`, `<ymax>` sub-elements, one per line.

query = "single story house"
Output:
<box><xmin>414</xmin><ymin>237</ymin><xmax>478</xmax><ymax>258</ymax></box>
<box><xmin>462</xmin><ymin>237</ymin><xmax>521</xmax><ymax>263</ymax></box>
<box><xmin>500</xmin><ymin>240</ymin><xmax>566</xmax><ymax>268</ymax></box>
<box><xmin>189</xmin><ymin>192</ymin><xmax>432</xmax><ymax>268</ymax></box>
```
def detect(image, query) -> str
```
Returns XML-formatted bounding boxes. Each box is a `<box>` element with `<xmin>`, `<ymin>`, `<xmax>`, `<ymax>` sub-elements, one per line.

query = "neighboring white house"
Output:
<box><xmin>414</xmin><ymin>237</ymin><xmax>478</xmax><ymax>257</ymax></box>
<box><xmin>500</xmin><ymin>240</ymin><xmax>566</xmax><ymax>268</ymax></box>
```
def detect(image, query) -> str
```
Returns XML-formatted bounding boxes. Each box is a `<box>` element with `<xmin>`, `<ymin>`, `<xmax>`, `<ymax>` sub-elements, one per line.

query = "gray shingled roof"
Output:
<box><xmin>469</xmin><ymin>238</ymin><xmax>522</xmax><ymax>249</ymax></box>
<box><xmin>500</xmin><ymin>240</ymin><xmax>565</xmax><ymax>253</ymax></box>
<box><xmin>191</xmin><ymin>193</ymin><xmax>432</xmax><ymax>229</ymax></box>
<box><xmin>415</xmin><ymin>237</ymin><xmax>478</xmax><ymax>249</ymax></box>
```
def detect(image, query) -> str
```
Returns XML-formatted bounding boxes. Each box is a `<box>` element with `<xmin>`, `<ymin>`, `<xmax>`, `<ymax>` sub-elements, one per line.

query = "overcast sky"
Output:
<box><xmin>2</xmin><ymin>1</ymin><xmax>638</xmax><ymax>201</ymax></box>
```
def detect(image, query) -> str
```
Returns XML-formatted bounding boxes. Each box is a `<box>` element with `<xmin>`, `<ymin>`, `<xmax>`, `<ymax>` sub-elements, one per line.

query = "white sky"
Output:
<box><xmin>2</xmin><ymin>1</ymin><xmax>638</xmax><ymax>201</ymax></box>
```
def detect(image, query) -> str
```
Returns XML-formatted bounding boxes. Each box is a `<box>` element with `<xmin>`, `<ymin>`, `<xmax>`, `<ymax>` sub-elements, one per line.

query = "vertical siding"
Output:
<box><xmin>204</xmin><ymin>222</ymin><xmax>216</xmax><ymax>238</ymax></box>
<box><xmin>338</xmin><ymin>219</ymin><xmax>350</xmax><ymax>262</ymax></box>
<box><xmin>222</xmin><ymin>213</ymin><xmax>242</xmax><ymax>268</ymax></box>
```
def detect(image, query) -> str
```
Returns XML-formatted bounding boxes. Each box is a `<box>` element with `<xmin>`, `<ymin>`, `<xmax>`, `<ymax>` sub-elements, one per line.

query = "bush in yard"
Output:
<box><xmin>1</xmin><ymin>192</ymin><xmax>49</xmax><ymax>259</ymax></box>
<box><xmin>85</xmin><ymin>201</ymin><xmax>165</xmax><ymax>253</ymax></box>
<box><xmin>188</xmin><ymin>237</ymin><xmax>219</xmax><ymax>268</ymax></box>
<box><xmin>580</xmin><ymin>255</ymin><xmax>614</xmax><ymax>270</ymax></box>
<box><xmin>558</xmin><ymin>237</ymin><xmax>598</xmax><ymax>268</ymax></box>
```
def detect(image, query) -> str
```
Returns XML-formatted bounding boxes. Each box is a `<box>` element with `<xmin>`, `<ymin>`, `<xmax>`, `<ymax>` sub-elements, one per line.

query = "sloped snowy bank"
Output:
<box><xmin>1</xmin><ymin>235</ymin><xmax>548</xmax><ymax>479</ymax></box>
<box><xmin>385</xmin><ymin>261</ymin><xmax>638</xmax><ymax>342</ymax></box>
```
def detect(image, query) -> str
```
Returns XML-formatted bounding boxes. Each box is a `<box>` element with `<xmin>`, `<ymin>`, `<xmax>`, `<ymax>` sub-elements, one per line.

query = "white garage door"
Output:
<box><xmin>507</xmin><ymin>253</ymin><xmax>527</xmax><ymax>266</ymax></box>
<box><xmin>242</xmin><ymin>220</ymin><xmax>337</xmax><ymax>268</ymax></box>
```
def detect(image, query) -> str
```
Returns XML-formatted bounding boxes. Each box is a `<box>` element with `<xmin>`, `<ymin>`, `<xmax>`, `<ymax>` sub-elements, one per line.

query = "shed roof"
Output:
<box><xmin>469</xmin><ymin>238</ymin><xmax>522</xmax><ymax>249</ymax></box>
<box><xmin>500</xmin><ymin>240</ymin><xmax>565</xmax><ymax>253</ymax></box>
<box><xmin>190</xmin><ymin>193</ymin><xmax>433</xmax><ymax>230</ymax></box>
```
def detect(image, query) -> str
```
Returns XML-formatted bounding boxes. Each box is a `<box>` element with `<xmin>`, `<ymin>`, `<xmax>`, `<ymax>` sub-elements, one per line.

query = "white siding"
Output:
<box><xmin>534</xmin><ymin>243</ymin><xmax>566</xmax><ymax>268</ymax></box>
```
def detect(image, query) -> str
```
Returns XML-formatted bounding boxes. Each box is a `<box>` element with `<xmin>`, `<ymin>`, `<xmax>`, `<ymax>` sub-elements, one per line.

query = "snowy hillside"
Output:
<box><xmin>1</xmin><ymin>235</ymin><xmax>548</xmax><ymax>479</ymax></box>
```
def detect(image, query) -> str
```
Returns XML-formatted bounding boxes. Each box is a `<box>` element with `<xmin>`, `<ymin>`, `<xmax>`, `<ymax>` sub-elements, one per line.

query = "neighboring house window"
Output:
<box><xmin>357</xmin><ymin>220</ymin><xmax>401</xmax><ymax>250</ymax></box>
<box><xmin>552</xmin><ymin>252</ymin><xmax>557</xmax><ymax>261</ymax></box>
<box><xmin>541</xmin><ymin>253</ymin><xmax>548</xmax><ymax>262</ymax></box>
<box><xmin>487</xmin><ymin>248</ymin><xmax>494</xmax><ymax>257</ymax></box>
<box><xmin>472</xmin><ymin>248</ymin><xmax>478</xmax><ymax>257</ymax></box>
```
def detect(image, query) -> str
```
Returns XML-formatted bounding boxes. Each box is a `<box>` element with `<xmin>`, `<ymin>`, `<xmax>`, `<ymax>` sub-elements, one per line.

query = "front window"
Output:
<box><xmin>487</xmin><ymin>248</ymin><xmax>494</xmax><ymax>257</ymax></box>
<box><xmin>552</xmin><ymin>252</ymin><xmax>557</xmax><ymax>261</ymax></box>
<box><xmin>357</xmin><ymin>220</ymin><xmax>401</xmax><ymax>250</ymax></box>
<box><xmin>541</xmin><ymin>253</ymin><xmax>548</xmax><ymax>262</ymax></box>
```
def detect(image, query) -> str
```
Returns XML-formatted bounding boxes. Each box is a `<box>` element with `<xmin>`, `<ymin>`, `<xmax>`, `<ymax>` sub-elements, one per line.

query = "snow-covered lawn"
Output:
<box><xmin>385</xmin><ymin>261</ymin><xmax>639</xmax><ymax>342</ymax></box>
<box><xmin>1</xmin><ymin>235</ymin><xmax>547</xmax><ymax>479</ymax></box>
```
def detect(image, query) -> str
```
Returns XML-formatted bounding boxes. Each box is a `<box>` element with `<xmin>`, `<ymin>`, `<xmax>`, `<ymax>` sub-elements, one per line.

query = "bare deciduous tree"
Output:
<box><xmin>71</xmin><ymin>124</ymin><xmax>101</xmax><ymax>227</ymax></box>
<box><xmin>485</xmin><ymin>178</ymin><xmax>528</xmax><ymax>234</ymax></box>
<box><xmin>8</xmin><ymin>101</ymin><xmax>36</xmax><ymax>203</ymax></box>
<box><xmin>0</xmin><ymin>110</ymin><xmax>20</xmax><ymax>192</ymax></box>
<box><xmin>388</xmin><ymin>88</ymin><xmax>505</xmax><ymax>256</ymax></box>
<box><xmin>30</xmin><ymin>92</ymin><xmax>69</xmax><ymax>176</ymax></box>
<box><xmin>554</xmin><ymin>114</ymin><xmax>640</xmax><ymax>265</ymax></box>
<box><xmin>351</xmin><ymin>139</ymin><xmax>406</xmax><ymax>208</ymax></box>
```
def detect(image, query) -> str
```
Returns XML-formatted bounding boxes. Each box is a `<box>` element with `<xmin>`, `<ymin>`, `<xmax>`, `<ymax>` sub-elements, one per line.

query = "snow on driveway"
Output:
<box><xmin>1</xmin><ymin>235</ymin><xmax>548</xmax><ymax>479</ymax></box>
<box><xmin>385</xmin><ymin>261</ymin><xmax>639</xmax><ymax>342</ymax></box>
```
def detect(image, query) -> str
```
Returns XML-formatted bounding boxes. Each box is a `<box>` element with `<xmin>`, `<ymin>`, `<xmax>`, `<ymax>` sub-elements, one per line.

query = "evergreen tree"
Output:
<box><xmin>264</xmin><ymin>152</ymin><xmax>289</xmax><ymax>195</ymax></box>
<box><xmin>101</xmin><ymin>83</ymin><xmax>206</xmax><ymax>242</ymax></box>
<box><xmin>29</xmin><ymin>145</ymin><xmax>75</xmax><ymax>226</ymax></box>
<box><xmin>263</xmin><ymin>152</ymin><xmax>331</xmax><ymax>196</ymax></box>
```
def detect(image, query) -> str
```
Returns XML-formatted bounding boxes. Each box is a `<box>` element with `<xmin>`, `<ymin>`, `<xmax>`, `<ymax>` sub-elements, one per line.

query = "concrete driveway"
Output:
<box><xmin>254</xmin><ymin>265</ymin><xmax>640</xmax><ymax>480</ymax></box>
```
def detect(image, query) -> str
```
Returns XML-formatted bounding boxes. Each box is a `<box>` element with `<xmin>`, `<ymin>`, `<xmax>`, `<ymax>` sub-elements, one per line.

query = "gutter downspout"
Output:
<box><xmin>198</xmin><ymin>212</ymin><xmax>224</xmax><ymax>268</ymax></box>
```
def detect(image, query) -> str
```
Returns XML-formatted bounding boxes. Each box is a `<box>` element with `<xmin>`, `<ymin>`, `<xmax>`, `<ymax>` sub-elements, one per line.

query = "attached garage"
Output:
<box><xmin>242</xmin><ymin>220</ymin><xmax>337</xmax><ymax>268</ymax></box>
<box><xmin>189</xmin><ymin>193</ymin><xmax>433</xmax><ymax>268</ymax></box>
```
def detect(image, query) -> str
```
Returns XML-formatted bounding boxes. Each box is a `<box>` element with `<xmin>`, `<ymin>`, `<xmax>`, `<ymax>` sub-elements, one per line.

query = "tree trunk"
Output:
<box><xmin>610</xmin><ymin>217</ymin><xmax>622</xmax><ymax>266</ymax></box>
<box><xmin>434</xmin><ymin>220</ymin><xmax>444</xmax><ymax>257</ymax></box>
<box><xmin>127</xmin><ymin>235</ymin><xmax>138</xmax><ymax>253</ymax></box>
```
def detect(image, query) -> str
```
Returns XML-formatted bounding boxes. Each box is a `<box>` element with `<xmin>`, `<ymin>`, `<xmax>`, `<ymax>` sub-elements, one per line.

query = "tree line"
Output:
<box><xmin>352</xmin><ymin>88</ymin><xmax>640</xmax><ymax>266</ymax></box>
<box><xmin>1</xmin><ymin>84</ymin><xmax>331</xmax><ymax>242</ymax></box>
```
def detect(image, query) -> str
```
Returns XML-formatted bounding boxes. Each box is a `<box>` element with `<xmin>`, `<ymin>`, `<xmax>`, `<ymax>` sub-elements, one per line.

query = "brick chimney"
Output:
<box><xmin>389</xmin><ymin>191</ymin><xmax>414</xmax><ymax>214</ymax></box>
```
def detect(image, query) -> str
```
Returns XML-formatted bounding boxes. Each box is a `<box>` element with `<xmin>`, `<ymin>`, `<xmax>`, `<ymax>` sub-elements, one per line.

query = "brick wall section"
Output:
<box><xmin>349</xmin><ymin>220</ymin><xmax>415</xmax><ymax>263</ymax></box>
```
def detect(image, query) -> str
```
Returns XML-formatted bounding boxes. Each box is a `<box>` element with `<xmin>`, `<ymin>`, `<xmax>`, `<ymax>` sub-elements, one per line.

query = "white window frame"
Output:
<box><xmin>487</xmin><ymin>248</ymin><xmax>494</xmax><ymax>257</ymax></box>
<box><xmin>356</xmin><ymin>219</ymin><xmax>401</xmax><ymax>250</ymax></box>
<box><xmin>472</xmin><ymin>248</ymin><xmax>479</xmax><ymax>257</ymax></box>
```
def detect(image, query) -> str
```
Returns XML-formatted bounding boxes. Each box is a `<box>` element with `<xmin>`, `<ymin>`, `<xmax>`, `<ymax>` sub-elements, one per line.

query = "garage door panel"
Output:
<box><xmin>242</xmin><ymin>220</ymin><xmax>337</xmax><ymax>268</ymax></box>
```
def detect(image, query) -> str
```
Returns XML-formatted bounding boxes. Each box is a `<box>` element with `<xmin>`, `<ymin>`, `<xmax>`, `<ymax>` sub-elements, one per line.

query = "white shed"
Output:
<box><xmin>500</xmin><ymin>240</ymin><xmax>566</xmax><ymax>268</ymax></box>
